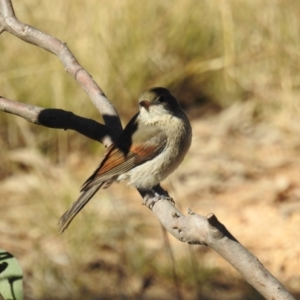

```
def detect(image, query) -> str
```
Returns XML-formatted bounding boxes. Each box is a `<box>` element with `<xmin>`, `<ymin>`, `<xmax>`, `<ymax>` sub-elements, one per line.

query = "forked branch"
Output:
<box><xmin>0</xmin><ymin>0</ymin><xmax>122</xmax><ymax>147</ymax></box>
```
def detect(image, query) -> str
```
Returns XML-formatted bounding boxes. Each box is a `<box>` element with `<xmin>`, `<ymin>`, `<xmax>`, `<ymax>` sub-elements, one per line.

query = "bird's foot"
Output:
<box><xmin>142</xmin><ymin>190</ymin><xmax>175</xmax><ymax>209</ymax></box>
<box><xmin>138</xmin><ymin>185</ymin><xmax>175</xmax><ymax>209</ymax></box>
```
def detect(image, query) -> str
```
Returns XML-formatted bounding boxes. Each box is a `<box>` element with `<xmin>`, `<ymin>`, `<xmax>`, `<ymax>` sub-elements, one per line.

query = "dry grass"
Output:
<box><xmin>1</xmin><ymin>0</ymin><xmax>300</xmax><ymax>299</ymax></box>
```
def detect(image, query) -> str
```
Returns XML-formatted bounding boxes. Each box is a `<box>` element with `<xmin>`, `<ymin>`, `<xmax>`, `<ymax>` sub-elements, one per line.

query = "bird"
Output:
<box><xmin>58</xmin><ymin>87</ymin><xmax>192</xmax><ymax>233</ymax></box>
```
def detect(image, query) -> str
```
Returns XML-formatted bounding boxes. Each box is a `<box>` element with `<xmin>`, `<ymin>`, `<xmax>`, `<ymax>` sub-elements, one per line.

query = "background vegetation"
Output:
<box><xmin>1</xmin><ymin>0</ymin><xmax>300</xmax><ymax>299</ymax></box>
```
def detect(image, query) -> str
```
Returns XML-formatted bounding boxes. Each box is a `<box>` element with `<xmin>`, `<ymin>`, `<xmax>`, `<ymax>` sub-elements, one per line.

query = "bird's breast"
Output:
<box><xmin>118</xmin><ymin>113</ymin><xmax>192</xmax><ymax>189</ymax></box>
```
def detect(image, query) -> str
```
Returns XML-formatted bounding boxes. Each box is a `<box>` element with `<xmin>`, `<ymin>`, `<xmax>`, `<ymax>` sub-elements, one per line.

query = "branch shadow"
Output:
<box><xmin>37</xmin><ymin>109</ymin><xmax>119</xmax><ymax>143</ymax></box>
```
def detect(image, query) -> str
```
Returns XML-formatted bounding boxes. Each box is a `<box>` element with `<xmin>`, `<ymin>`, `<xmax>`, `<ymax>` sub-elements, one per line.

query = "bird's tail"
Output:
<box><xmin>58</xmin><ymin>183</ymin><xmax>103</xmax><ymax>233</ymax></box>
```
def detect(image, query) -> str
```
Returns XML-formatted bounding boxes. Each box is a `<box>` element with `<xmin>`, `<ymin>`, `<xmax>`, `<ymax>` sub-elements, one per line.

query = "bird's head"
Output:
<box><xmin>138</xmin><ymin>87</ymin><xmax>181</xmax><ymax>116</ymax></box>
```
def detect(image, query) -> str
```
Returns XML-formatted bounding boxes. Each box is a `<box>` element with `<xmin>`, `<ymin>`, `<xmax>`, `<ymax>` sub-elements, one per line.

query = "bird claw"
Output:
<box><xmin>143</xmin><ymin>193</ymin><xmax>175</xmax><ymax>209</ymax></box>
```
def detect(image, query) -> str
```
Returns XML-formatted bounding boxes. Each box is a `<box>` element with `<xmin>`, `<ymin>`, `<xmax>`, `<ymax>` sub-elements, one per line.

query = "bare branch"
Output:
<box><xmin>145</xmin><ymin>196</ymin><xmax>295</xmax><ymax>299</ymax></box>
<box><xmin>0</xmin><ymin>95</ymin><xmax>43</xmax><ymax>124</ymax></box>
<box><xmin>0</xmin><ymin>0</ymin><xmax>122</xmax><ymax>137</ymax></box>
<box><xmin>0</xmin><ymin>0</ymin><xmax>14</xmax><ymax>18</ymax></box>
<box><xmin>171</xmin><ymin>210</ymin><xmax>295</xmax><ymax>300</ymax></box>
<box><xmin>0</xmin><ymin>96</ymin><xmax>114</xmax><ymax>144</ymax></box>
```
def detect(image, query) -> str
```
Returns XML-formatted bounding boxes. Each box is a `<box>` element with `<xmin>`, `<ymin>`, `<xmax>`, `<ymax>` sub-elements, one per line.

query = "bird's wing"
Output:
<box><xmin>81</xmin><ymin>122</ymin><xmax>167</xmax><ymax>191</ymax></box>
<box><xmin>58</xmin><ymin>115</ymin><xmax>167</xmax><ymax>233</ymax></box>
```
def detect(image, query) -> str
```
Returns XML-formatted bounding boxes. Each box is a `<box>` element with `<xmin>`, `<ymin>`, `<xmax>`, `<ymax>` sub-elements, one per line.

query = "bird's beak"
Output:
<box><xmin>139</xmin><ymin>100</ymin><xmax>152</xmax><ymax>110</ymax></box>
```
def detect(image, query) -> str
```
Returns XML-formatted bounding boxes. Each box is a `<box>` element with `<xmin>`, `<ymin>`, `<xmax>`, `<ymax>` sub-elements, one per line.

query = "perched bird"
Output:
<box><xmin>58</xmin><ymin>87</ymin><xmax>192</xmax><ymax>233</ymax></box>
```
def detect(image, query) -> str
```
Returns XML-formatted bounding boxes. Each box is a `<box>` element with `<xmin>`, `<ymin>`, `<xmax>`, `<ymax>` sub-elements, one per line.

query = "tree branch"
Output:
<box><xmin>173</xmin><ymin>211</ymin><xmax>295</xmax><ymax>300</ymax></box>
<box><xmin>0</xmin><ymin>0</ymin><xmax>296</xmax><ymax>299</ymax></box>
<box><xmin>0</xmin><ymin>0</ymin><xmax>122</xmax><ymax>142</ymax></box>
<box><xmin>0</xmin><ymin>96</ymin><xmax>112</xmax><ymax>143</ymax></box>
